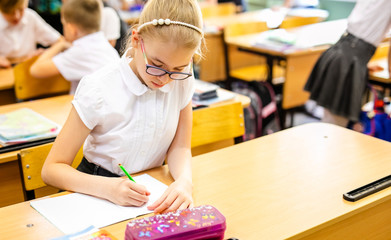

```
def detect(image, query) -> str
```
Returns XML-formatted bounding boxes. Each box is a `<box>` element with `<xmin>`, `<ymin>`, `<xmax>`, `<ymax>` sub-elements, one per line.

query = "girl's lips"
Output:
<box><xmin>152</xmin><ymin>82</ymin><xmax>164</xmax><ymax>88</ymax></box>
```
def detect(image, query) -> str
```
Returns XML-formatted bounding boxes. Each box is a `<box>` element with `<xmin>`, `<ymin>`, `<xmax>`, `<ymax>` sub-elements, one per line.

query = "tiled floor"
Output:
<box><xmin>284</xmin><ymin>100</ymin><xmax>323</xmax><ymax>127</ymax></box>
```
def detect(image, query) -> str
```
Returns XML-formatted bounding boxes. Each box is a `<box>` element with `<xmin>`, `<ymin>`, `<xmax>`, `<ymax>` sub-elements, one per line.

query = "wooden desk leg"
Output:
<box><xmin>0</xmin><ymin>161</ymin><xmax>24</xmax><ymax>207</ymax></box>
<box><xmin>0</xmin><ymin>89</ymin><xmax>16</xmax><ymax>106</ymax></box>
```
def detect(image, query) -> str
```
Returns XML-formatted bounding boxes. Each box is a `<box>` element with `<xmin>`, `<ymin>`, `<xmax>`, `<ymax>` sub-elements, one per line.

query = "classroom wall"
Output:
<box><xmin>319</xmin><ymin>0</ymin><xmax>355</xmax><ymax>21</ymax></box>
<box><xmin>244</xmin><ymin>0</ymin><xmax>356</xmax><ymax>21</ymax></box>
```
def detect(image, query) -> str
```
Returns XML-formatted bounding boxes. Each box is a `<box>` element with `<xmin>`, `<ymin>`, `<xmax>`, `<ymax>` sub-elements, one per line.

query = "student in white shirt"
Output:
<box><xmin>101</xmin><ymin>6</ymin><xmax>121</xmax><ymax>47</ymax></box>
<box><xmin>30</xmin><ymin>0</ymin><xmax>120</xmax><ymax>94</ymax></box>
<box><xmin>41</xmin><ymin>0</ymin><xmax>204</xmax><ymax>214</ymax></box>
<box><xmin>304</xmin><ymin>0</ymin><xmax>391</xmax><ymax>127</ymax></box>
<box><xmin>0</xmin><ymin>0</ymin><xmax>61</xmax><ymax>68</ymax></box>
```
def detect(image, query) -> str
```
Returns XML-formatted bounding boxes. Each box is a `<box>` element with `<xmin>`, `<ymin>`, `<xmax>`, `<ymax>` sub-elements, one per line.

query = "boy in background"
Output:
<box><xmin>0</xmin><ymin>0</ymin><xmax>61</xmax><ymax>68</ymax></box>
<box><xmin>30</xmin><ymin>0</ymin><xmax>120</xmax><ymax>94</ymax></box>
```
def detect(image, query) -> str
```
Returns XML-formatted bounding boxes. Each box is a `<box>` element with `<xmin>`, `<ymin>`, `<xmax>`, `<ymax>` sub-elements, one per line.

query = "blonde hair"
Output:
<box><xmin>62</xmin><ymin>0</ymin><xmax>102</xmax><ymax>34</ymax></box>
<box><xmin>126</xmin><ymin>0</ymin><xmax>204</xmax><ymax>56</ymax></box>
<box><xmin>0</xmin><ymin>0</ymin><xmax>25</xmax><ymax>13</ymax></box>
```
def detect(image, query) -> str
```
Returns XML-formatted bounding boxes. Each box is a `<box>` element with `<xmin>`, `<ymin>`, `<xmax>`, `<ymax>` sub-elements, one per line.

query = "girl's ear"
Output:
<box><xmin>131</xmin><ymin>29</ymin><xmax>140</xmax><ymax>48</ymax></box>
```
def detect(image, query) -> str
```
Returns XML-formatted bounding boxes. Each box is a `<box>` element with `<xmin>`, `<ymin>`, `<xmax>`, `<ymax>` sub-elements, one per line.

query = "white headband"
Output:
<box><xmin>137</xmin><ymin>18</ymin><xmax>204</xmax><ymax>37</ymax></box>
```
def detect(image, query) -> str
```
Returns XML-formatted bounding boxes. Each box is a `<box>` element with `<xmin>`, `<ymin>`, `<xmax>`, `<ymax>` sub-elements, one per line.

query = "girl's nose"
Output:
<box><xmin>156</xmin><ymin>74</ymin><xmax>169</xmax><ymax>84</ymax></box>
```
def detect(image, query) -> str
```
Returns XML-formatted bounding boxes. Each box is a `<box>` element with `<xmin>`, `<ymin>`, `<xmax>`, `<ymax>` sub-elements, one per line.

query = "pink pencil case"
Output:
<box><xmin>125</xmin><ymin>205</ymin><xmax>226</xmax><ymax>240</ymax></box>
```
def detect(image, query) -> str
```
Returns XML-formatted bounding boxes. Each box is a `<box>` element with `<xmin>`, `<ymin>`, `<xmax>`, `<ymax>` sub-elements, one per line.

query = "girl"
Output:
<box><xmin>304</xmin><ymin>0</ymin><xmax>391</xmax><ymax>127</ymax></box>
<box><xmin>41</xmin><ymin>0</ymin><xmax>204</xmax><ymax>214</ymax></box>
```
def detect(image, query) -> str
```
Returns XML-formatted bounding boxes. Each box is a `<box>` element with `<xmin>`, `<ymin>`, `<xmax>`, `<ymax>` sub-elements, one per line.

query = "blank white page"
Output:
<box><xmin>30</xmin><ymin>174</ymin><xmax>167</xmax><ymax>234</ymax></box>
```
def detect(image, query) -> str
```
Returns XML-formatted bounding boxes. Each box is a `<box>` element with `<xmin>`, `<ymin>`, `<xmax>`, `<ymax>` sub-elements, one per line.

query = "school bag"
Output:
<box><xmin>231</xmin><ymin>81</ymin><xmax>281</xmax><ymax>141</ymax></box>
<box><xmin>356</xmin><ymin>85</ymin><xmax>391</xmax><ymax>142</ymax></box>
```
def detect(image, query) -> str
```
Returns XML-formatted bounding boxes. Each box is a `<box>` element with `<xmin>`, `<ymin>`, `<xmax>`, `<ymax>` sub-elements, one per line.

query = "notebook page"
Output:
<box><xmin>30</xmin><ymin>174</ymin><xmax>167</xmax><ymax>234</ymax></box>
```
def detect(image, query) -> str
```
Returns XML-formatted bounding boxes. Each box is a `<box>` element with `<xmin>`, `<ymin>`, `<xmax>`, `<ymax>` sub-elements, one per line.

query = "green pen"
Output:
<box><xmin>118</xmin><ymin>164</ymin><xmax>136</xmax><ymax>183</ymax></box>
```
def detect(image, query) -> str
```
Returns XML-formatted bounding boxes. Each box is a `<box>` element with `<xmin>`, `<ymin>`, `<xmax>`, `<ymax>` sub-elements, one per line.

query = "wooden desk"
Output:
<box><xmin>225</xmin><ymin>19</ymin><xmax>347</xmax><ymax>110</ymax></box>
<box><xmin>0</xmin><ymin>68</ymin><xmax>16</xmax><ymax>105</ymax></box>
<box><xmin>0</xmin><ymin>91</ymin><xmax>249</xmax><ymax>207</ymax></box>
<box><xmin>2</xmin><ymin>123</ymin><xmax>391</xmax><ymax>239</ymax></box>
<box><xmin>200</xmin><ymin>10</ymin><xmax>327</xmax><ymax>82</ymax></box>
<box><xmin>200</xmin><ymin>10</ymin><xmax>275</xmax><ymax>82</ymax></box>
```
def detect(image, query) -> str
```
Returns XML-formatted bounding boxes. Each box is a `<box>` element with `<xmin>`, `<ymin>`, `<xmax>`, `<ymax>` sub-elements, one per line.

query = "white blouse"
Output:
<box><xmin>72</xmin><ymin>52</ymin><xmax>194</xmax><ymax>175</ymax></box>
<box><xmin>348</xmin><ymin>0</ymin><xmax>391</xmax><ymax>46</ymax></box>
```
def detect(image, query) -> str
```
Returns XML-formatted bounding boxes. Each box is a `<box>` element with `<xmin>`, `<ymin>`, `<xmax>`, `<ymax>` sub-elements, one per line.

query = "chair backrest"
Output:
<box><xmin>279</xmin><ymin>16</ymin><xmax>322</xmax><ymax>29</ymax></box>
<box><xmin>191</xmin><ymin>101</ymin><xmax>245</xmax><ymax>149</ymax></box>
<box><xmin>201</xmin><ymin>2</ymin><xmax>237</xmax><ymax>19</ymax></box>
<box><xmin>224</xmin><ymin>21</ymin><xmax>269</xmax><ymax>39</ymax></box>
<box><xmin>223</xmin><ymin>21</ymin><xmax>270</xmax><ymax>70</ymax></box>
<box><xmin>17</xmin><ymin>142</ymin><xmax>83</xmax><ymax>200</ymax></box>
<box><xmin>13</xmin><ymin>56</ymin><xmax>70</xmax><ymax>101</ymax></box>
<box><xmin>371</xmin><ymin>41</ymin><xmax>390</xmax><ymax>60</ymax></box>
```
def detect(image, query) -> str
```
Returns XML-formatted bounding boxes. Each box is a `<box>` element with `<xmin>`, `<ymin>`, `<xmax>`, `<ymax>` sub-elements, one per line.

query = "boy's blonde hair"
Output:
<box><xmin>62</xmin><ymin>0</ymin><xmax>102</xmax><ymax>34</ymax></box>
<box><xmin>0</xmin><ymin>0</ymin><xmax>25</xmax><ymax>13</ymax></box>
<box><xmin>127</xmin><ymin>0</ymin><xmax>204</xmax><ymax>56</ymax></box>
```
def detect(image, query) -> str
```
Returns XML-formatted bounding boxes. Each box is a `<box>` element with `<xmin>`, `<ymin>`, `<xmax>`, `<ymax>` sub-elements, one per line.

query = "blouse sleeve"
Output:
<box><xmin>72</xmin><ymin>76</ymin><xmax>105</xmax><ymax>130</ymax></box>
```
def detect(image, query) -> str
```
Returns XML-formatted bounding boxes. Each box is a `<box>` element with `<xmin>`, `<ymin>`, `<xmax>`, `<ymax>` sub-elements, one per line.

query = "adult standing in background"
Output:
<box><xmin>304</xmin><ymin>0</ymin><xmax>391</xmax><ymax>127</ymax></box>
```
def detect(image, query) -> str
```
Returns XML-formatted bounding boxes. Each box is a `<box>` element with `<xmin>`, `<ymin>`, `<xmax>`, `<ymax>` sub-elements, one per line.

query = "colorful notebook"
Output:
<box><xmin>0</xmin><ymin>108</ymin><xmax>60</xmax><ymax>145</ymax></box>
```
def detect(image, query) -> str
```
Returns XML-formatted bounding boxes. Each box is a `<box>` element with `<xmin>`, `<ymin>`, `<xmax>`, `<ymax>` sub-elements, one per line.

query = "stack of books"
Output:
<box><xmin>193</xmin><ymin>79</ymin><xmax>219</xmax><ymax>101</ymax></box>
<box><xmin>192</xmin><ymin>79</ymin><xmax>236</xmax><ymax>108</ymax></box>
<box><xmin>0</xmin><ymin>108</ymin><xmax>61</xmax><ymax>146</ymax></box>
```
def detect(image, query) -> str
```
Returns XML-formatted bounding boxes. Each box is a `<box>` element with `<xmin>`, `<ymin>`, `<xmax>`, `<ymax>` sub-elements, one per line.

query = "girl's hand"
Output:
<box><xmin>107</xmin><ymin>177</ymin><xmax>150</xmax><ymax>206</ymax></box>
<box><xmin>147</xmin><ymin>177</ymin><xmax>193</xmax><ymax>214</ymax></box>
<box><xmin>367</xmin><ymin>63</ymin><xmax>384</xmax><ymax>72</ymax></box>
<box><xmin>0</xmin><ymin>56</ymin><xmax>11</xmax><ymax>68</ymax></box>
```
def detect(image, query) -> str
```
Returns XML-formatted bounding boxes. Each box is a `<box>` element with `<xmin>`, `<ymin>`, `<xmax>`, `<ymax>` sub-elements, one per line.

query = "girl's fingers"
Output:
<box><xmin>152</xmin><ymin>192</ymin><xmax>177</xmax><ymax>213</ymax></box>
<box><xmin>124</xmin><ymin>198</ymin><xmax>147</xmax><ymax>207</ymax></box>
<box><xmin>127</xmin><ymin>191</ymin><xmax>149</xmax><ymax>203</ymax></box>
<box><xmin>161</xmin><ymin>198</ymin><xmax>185</xmax><ymax>214</ymax></box>
<box><xmin>128</xmin><ymin>181</ymin><xmax>150</xmax><ymax>196</ymax></box>
<box><xmin>147</xmin><ymin>190</ymin><xmax>168</xmax><ymax>210</ymax></box>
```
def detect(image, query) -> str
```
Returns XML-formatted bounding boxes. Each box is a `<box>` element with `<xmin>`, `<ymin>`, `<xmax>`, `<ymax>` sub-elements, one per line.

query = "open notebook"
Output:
<box><xmin>30</xmin><ymin>174</ymin><xmax>168</xmax><ymax>234</ymax></box>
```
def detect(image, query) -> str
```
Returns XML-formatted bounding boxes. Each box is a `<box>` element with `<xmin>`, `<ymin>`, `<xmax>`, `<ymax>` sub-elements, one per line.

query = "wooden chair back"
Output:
<box><xmin>224</xmin><ymin>21</ymin><xmax>268</xmax><ymax>39</ymax></box>
<box><xmin>191</xmin><ymin>101</ymin><xmax>244</xmax><ymax>149</ymax></box>
<box><xmin>201</xmin><ymin>2</ymin><xmax>236</xmax><ymax>18</ymax></box>
<box><xmin>370</xmin><ymin>42</ymin><xmax>390</xmax><ymax>60</ymax></box>
<box><xmin>17</xmin><ymin>143</ymin><xmax>83</xmax><ymax>200</ymax></box>
<box><xmin>223</xmin><ymin>21</ymin><xmax>278</xmax><ymax>82</ymax></box>
<box><xmin>279</xmin><ymin>16</ymin><xmax>322</xmax><ymax>29</ymax></box>
<box><xmin>13</xmin><ymin>56</ymin><xmax>70</xmax><ymax>101</ymax></box>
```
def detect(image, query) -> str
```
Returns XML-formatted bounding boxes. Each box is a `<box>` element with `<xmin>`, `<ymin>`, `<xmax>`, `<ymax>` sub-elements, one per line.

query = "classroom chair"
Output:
<box><xmin>279</xmin><ymin>16</ymin><xmax>323</xmax><ymax>29</ymax></box>
<box><xmin>366</xmin><ymin>41</ymin><xmax>390</xmax><ymax>98</ymax></box>
<box><xmin>223</xmin><ymin>21</ymin><xmax>286</xmax><ymax>85</ymax></box>
<box><xmin>17</xmin><ymin>143</ymin><xmax>83</xmax><ymax>201</ymax></box>
<box><xmin>191</xmin><ymin>101</ymin><xmax>245</xmax><ymax>156</ymax></box>
<box><xmin>13</xmin><ymin>56</ymin><xmax>70</xmax><ymax>101</ymax></box>
<box><xmin>201</xmin><ymin>2</ymin><xmax>237</xmax><ymax>19</ymax></box>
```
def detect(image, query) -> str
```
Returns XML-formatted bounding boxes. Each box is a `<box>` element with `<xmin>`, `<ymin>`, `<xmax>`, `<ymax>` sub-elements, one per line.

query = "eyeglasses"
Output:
<box><xmin>140</xmin><ymin>39</ymin><xmax>193</xmax><ymax>80</ymax></box>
